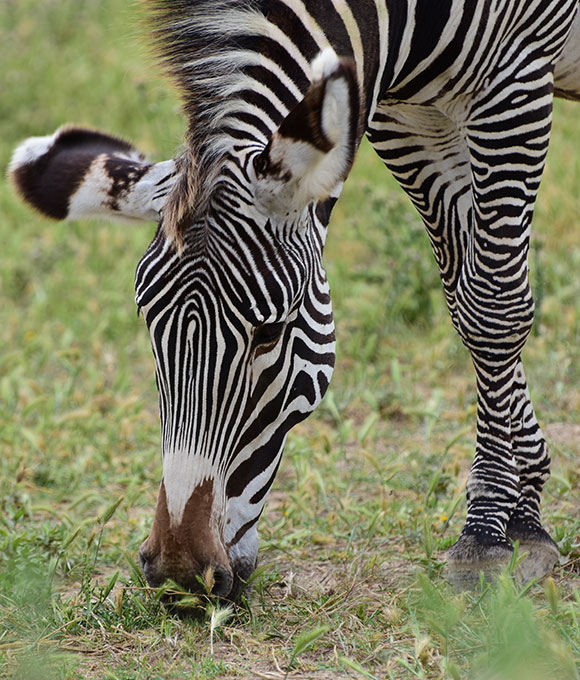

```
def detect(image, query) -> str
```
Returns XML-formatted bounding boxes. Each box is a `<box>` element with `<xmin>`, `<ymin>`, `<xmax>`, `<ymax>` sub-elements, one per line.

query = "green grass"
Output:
<box><xmin>1</xmin><ymin>2</ymin><xmax>579</xmax><ymax>679</ymax></box>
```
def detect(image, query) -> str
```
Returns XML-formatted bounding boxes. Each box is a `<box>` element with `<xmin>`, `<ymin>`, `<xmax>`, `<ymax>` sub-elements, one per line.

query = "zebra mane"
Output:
<box><xmin>148</xmin><ymin>0</ymin><xmax>286</xmax><ymax>249</ymax></box>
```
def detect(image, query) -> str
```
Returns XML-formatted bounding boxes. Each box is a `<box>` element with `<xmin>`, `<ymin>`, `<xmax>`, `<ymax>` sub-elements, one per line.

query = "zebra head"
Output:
<box><xmin>9</xmin><ymin>45</ymin><xmax>360</xmax><ymax>598</ymax></box>
<box><xmin>135</xmin><ymin>50</ymin><xmax>360</xmax><ymax>598</ymax></box>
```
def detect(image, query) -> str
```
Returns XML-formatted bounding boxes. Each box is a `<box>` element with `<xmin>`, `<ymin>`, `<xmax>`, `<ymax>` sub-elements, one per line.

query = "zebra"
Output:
<box><xmin>9</xmin><ymin>0</ymin><xmax>580</xmax><ymax>597</ymax></box>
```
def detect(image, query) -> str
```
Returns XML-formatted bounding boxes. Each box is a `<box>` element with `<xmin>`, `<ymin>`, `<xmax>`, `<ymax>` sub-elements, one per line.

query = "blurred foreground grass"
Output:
<box><xmin>1</xmin><ymin>2</ymin><xmax>579</xmax><ymax>679</ymax></box>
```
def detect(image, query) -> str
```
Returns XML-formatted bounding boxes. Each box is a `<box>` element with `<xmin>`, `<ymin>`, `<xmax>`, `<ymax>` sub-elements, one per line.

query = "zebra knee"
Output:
<box><xmin>454</xmin><ymin>272</ymin><xmax>535</xmax><ymax>366</ymax></box>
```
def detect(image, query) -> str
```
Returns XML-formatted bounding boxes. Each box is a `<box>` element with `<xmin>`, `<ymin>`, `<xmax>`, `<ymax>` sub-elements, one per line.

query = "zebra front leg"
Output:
<box><xmin>368</xmin><ymin>103</ymin><xmax>521</xmax><ymax>584</ymax></box>
<box><xmin>446</xmin><ymin>341</ymin><xmax>522</xmax><ymax>588</ymax></box>
<box><xmin>368</xmin><ymin>97</ymin><xmax>561</xmax><ymax>587</ymax></box>
<box><xmin>448</xmin><ymin>341</ymin><xmax>559</xmax><ymax>587</ymax></box>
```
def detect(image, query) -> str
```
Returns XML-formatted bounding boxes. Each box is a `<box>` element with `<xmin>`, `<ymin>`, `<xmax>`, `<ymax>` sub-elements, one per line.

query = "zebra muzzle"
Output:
<box><xmin>138</xmin><ymin>479</ymin><xmax>234</xmax><ymax>597</ymax></box>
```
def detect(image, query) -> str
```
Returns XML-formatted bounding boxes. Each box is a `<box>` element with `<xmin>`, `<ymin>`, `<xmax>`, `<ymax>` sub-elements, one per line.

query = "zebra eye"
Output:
<box><xmin>253</xmin><ymin>321</ymin><xmax>285</xmax><ymax>347</ymax></box>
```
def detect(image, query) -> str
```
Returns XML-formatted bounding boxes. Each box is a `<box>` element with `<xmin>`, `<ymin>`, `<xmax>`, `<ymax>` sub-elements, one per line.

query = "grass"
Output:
<box><xmin>1</xmin><ymin>2</ymin><xmax>579</xmax><ymax>678</ymax></box>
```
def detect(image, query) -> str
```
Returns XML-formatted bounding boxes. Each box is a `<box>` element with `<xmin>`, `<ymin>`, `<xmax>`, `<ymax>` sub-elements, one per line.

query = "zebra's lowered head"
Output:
<box><xmin>135</xmin><ymin>49</ymin><xmax>360</xmax><ymax>598</ymax></box>
<box><xmin>10</xmin><ymin>48</ymin><xmax>361</xmax><ymax>599</ymax></box>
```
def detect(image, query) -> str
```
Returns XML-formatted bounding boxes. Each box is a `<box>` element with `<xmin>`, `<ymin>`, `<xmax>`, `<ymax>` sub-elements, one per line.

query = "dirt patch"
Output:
<box><xmin>268</xmin><ymin>560</ymin><xmax>341</xmax><ymax>600</ymax></box>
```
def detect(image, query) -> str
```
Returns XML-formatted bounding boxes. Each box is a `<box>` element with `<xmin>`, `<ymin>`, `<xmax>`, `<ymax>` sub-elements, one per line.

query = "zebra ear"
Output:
<box><xmin>253</xmin><ymin>48</ymin><xmax>360</xmax><ymax>215</ymax></box>
<box><xmin>9</xmin><ymin>126</ymin><xmax>176</xmax><ymax>224</ymax></box>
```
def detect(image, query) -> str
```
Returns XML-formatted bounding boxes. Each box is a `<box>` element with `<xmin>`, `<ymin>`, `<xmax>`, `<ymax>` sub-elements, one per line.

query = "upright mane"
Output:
<box><xmin>147</xmin><ymin>0</ymin><xmax>313</xmax><ymax>249</ymax></box>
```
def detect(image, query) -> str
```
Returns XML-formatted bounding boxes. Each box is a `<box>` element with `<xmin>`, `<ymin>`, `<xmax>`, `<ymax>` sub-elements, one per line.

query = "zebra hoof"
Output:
<box><xmin>445</xmin><ymin>534</ymin><xmax>513</xmax><ymax>591</ymax></box>
<box><xmin>507</xmin><ymin>522</ymin><xmax>560</xmax><ymax>584</ymax></box>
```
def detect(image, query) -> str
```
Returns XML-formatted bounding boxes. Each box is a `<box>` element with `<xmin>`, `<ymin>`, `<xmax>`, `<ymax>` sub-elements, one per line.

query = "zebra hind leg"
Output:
<box><xmin>507</xmin><ymin>361</ymin><xmax>559</xmax><ymax>582</ymax></box>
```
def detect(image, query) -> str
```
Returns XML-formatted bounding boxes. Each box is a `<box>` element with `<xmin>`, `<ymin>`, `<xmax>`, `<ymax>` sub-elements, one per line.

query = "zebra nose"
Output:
<box><xmin>138</xmin><ymin>544</ymin><xmax>234</xmax><ymax>598</ymax></box>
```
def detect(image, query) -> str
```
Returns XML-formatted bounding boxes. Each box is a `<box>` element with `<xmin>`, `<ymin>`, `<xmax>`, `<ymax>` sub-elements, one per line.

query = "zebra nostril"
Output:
<box><xmin>139</xmin><ymin>549</ymin><xmax>165</xmax><ymax>589</ymax></box>
<box><xmin>211</xmin><ymin>565</ymin><xmax>234</xmax><ymax>598</ymax></box>
<box><xmin>138</xmin><ymin>547</ymin><xmax>151</xmax><ymax>572</ymax></box>
<box><xmin>139</xmin><ymin>547</ymin><xmax>158</xmax><ymax>581</ymax></box>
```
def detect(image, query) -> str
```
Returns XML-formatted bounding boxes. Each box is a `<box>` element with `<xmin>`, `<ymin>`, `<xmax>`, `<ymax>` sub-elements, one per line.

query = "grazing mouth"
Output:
<box><xmin>139</xmin><ymin>545</ymin><xmax>258</xmax><ymax>603</ymax></box>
